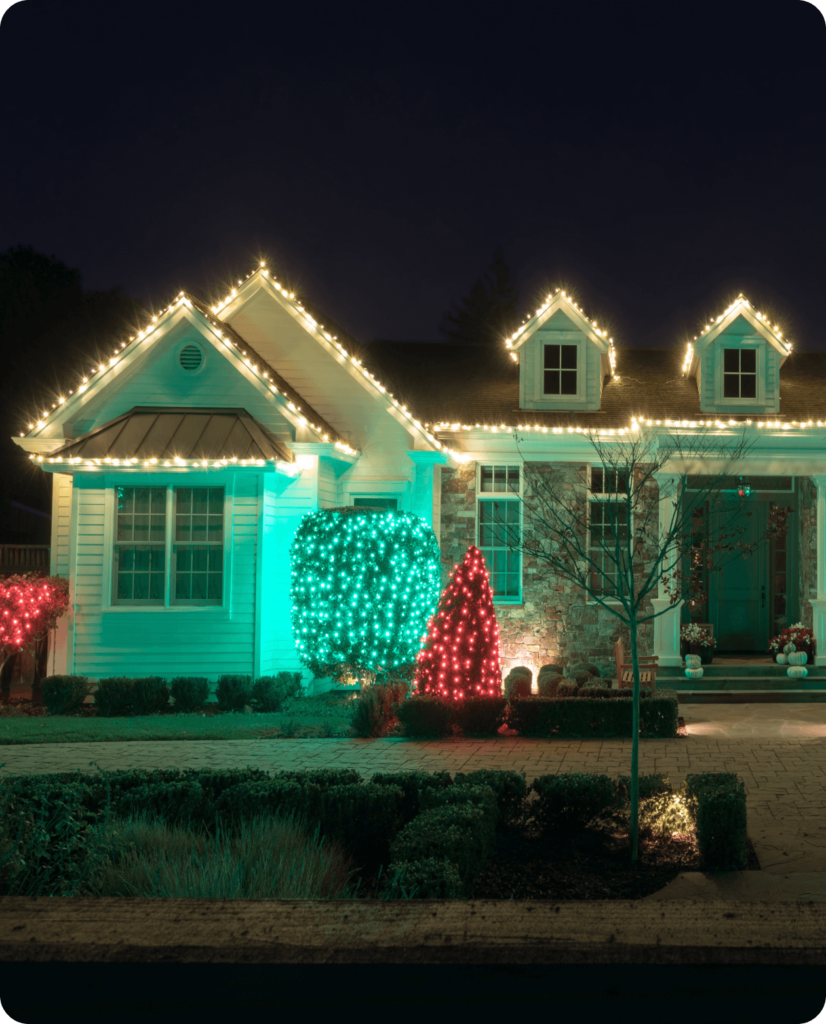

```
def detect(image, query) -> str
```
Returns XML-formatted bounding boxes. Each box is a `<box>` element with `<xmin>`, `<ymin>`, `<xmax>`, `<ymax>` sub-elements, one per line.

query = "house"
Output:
<box><xmin>12</xmin><ymin>267</ymin><xmax>826</xmax><ymax>696</ymax></box>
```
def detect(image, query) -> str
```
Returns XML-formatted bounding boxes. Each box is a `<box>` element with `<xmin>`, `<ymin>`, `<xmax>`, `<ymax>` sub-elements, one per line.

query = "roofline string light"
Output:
<box><xmin>426</xmin><ymin>417</ymin><xmax>826</xmax><ymax>437</ymax></box>
<box><xmin>505</xmin><ymin>288</ymin><xmax>617</xmax><ymax>376</ymax></box>
<box><xmin>682</xmin><ymin>294</ymin><xmax>792</xmax><ymax>375</ymax></box>
<box><xmin>31</xmin><ymin>453</ymin><xmax>301</xmax><ymax>473</ymax></box>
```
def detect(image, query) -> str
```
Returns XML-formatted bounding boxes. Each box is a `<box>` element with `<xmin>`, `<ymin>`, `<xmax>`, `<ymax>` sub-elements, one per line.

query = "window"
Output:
<box><xmin>588</xmin><ymin>467</ymin><xmax>630</xmax><ymax>598</ymax></box>
<box><xmin>113</xmin><ymin>485</ymin><xmax>224</xmax><ymax>605</ymax></box>
<box><xmin>723</xmin><ymin>348</ymin><xmax>757</xmax><ymax>398</ymax></box>
<box><xmin>543</xmin><ymin>344</ymin><xmax>577</xmax><ymax>395</ymax></box>
<box><xmin>353</xmin><ymin>497</ymin><xmax>398</xmax><ymax>510</ymax></box>
<box><xmin>478</xmin><ymin>465</ymin><xmax>521</xmax><ymax>600</ymax></box>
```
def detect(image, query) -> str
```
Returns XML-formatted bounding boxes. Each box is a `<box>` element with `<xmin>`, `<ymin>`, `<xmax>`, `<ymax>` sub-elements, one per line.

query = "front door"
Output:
<box><xmin>710</xmin><ymin>498</ymin><xmax>769</xmax><ymax>652</ymax></box>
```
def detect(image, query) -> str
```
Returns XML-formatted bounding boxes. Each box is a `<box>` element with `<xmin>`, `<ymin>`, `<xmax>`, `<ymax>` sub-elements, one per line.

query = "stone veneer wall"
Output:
<box><xmin>439</xmin><ymin>460</ymin><xmax>658</xmax><ymax>683</ymax></box>
<box><xmin>797</xmin><ymin>476</ymin><xmax>817</xmax><ymax>631</ymax></box>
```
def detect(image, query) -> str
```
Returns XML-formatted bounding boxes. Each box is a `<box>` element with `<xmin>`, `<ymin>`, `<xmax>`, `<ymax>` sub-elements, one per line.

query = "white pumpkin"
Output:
<box><xmin>787</xmin><ymin>666</ymin><xmax>808</xmax><ymax>679</ymax></box>
<box><xmin>684</xmin><ymin>667</ymin><xmax>704</xmax><ymax>680</ymax></box>
<box><xmin>776</xmin><ymin>654</ymin><xmax>787</xmax><ymax>665</ymax></box>
<box><xmin>788</xmin><ymin>651</ymin><xmax>808</xmax><ymax>666</ymax></box>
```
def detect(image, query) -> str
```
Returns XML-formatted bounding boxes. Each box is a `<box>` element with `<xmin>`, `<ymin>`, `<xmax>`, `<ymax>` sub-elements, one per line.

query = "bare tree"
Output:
<box><xmin>497</xmin><ymin>426</ymin><xmax>793</xmax><ymax>863</ymax></box>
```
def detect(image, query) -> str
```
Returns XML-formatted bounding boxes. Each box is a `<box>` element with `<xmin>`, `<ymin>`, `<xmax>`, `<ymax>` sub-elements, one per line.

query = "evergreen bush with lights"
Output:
<box><xmin>290</xmin><ymin>506</ymin><xmax>441</xmax><ymax>680</ymax></box>
<box><xmin>413</xmin><ymin>544</ymin><xmax>503</xmax><ymax>702</ymax></box>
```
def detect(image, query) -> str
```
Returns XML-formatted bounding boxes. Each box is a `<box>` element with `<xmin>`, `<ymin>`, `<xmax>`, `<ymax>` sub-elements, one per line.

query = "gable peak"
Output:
<box><xmin>681</xmin><ymin>294</ymin><xmax>793</xmax><ymax>375</ymax></box>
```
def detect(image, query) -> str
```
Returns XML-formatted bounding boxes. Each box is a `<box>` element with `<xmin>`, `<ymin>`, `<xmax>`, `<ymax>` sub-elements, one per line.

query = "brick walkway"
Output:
<box><xmin>2</xmin><ymin>709</ymin><xmax>825</xmax><ymax>876</ymax></box>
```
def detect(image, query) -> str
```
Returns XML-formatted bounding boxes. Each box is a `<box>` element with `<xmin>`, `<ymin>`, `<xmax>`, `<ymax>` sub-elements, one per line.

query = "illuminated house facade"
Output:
<box><xmin>13</xmin><ymin>265</ymin><xmax>826</xmax><ymax>692</ymax></box>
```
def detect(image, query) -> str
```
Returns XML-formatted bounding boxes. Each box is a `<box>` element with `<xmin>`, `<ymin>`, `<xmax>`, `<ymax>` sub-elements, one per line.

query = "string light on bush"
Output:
<box><xmin>413</xmin><ymin>544</ymin><xmax>502</xmax><ymax>702</ymax></box>
<box><xmin>290</xmin><ymin>506</ymin><xmax>442</xmax><ymax>676</ymax></box>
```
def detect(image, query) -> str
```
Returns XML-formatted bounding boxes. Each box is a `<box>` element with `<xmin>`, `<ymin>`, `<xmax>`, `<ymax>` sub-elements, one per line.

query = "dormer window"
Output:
<box><xmin>723</xmin><ymin>348</ymin><xmax>757</xmax><ymax>398</ymax></box>
<box><xmin>543</xmin><ymin>344</ymin><xmax>577</xmax><ymax>395</ymax></box>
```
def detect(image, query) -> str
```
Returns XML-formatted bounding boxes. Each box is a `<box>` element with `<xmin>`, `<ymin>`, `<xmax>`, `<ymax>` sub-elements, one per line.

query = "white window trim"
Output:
<box><xmin>344</xmin><ymin>479</ymin><xmax>410</xmax><ymax>512</ymax></box>
<box><xmin>586</xmin><ymin>465</ymin><xmax>632</xmax><ymax>606</ymax></box>
<box><xmin>530</xmin><ymin>332</ymin><xmax>587</xmax><ymax>408</ymax></box>
<box><xmin>476</xmin><ymin>463</ymin><xmax>523</xmax><ymax>605</ymax></box>
<box><xmin>103</xmin><ymin>475</ymin><xmax>233</xmax><ymax>613</ymax></box>
<box><xmin>713</xmin><ymin>338</ymin><xmax>764</xmax><ymax>406</ymax></box>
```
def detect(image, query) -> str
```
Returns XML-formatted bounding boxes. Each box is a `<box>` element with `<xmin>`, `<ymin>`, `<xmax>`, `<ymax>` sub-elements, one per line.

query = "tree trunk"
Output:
<box><xmin>628</xmin><ymin>613</ymin><xmax>640</xmax><ymax>866</ymax></box>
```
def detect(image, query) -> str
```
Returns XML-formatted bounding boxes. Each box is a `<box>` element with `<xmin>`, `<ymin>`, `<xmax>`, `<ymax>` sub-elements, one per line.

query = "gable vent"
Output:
<box><xmin>179</xmin><ymin>344</ymin><xmax>203</xmax><ymax>372</ymax></box>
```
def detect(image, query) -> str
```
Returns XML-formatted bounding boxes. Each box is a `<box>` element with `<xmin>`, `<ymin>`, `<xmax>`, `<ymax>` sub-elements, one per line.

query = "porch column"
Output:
<box><xmin>809</xmin><ymin>474</ymin><xmax>826</xmax><ymax>667</ymax></box>
<box><xmin>650</xmin><ymin>471</ymin><xmax>684</xmax><ymax>667</ymax></box>
<box><xmin>406</xmin><ymin>450</ymin><xmax>449</xmax><ymax>530</ymax></box>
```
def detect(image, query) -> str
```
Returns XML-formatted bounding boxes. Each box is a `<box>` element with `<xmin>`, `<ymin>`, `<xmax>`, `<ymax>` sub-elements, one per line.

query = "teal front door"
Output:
<box><xmin>710</xmin><ymin>498</ymin><xmax>769</xmax><ymax>651</ymax></box>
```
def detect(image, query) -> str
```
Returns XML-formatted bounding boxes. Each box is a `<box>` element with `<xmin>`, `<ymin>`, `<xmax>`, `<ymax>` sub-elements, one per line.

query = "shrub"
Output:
<box><xmin>379</xmin><ymin>857</ymin><xmax>465</xmax><ymax>899</ymax></box>
<box><xmin>537</xmin><ymin>664</ymin><xmax>564</xmax><ymax>697</ymax></box>
<box><xmin>578</xmin><ymin>680</ymin><xmax>611</xmax><ymax>699</ymax></box>
<box><xmin>93</xmin><ymin>678</ymin><xmax>139</xmax><ymax>717</ymax></box>
<box><xmin>396</xmin><ymin>694</ymin><xmax>455</xmax><ymax>737</ymax></box>
<box><xmin>42</xmin><ymin>675</ymin><xmax>93</xmax><ymax>716</ymax></box>
<box><xmin>565</xmin><ymin>661</ymin><xmax>600</xmax><ymax>687</ymax></box>
<box><xmin>290</xmin><ymin>507</ymin><xmax>441</xmax><ymax>676</ymax></box>
<box><xmin>349</xmin><ymin>680</ymin><xmax>408</xmax><ymax>738</ymax></box>
<box><xmin>556</xmin><ymin>682</ymin><xmax>578</xmax><ymax>698</ymax></box>
<box><xmin>503</xmin><ymin>666</ymin><xmax>532</xmax><ymax>701</ymax></box>
<box><xmin>130</xmin><ymin>678</ymin><xmax>171</xmax><ymax>716</ymax></box>
<box><xmin>451</xmin><ymin>696</ymin><xmax>508</xmax><ymax>736</ymax></box>
<box><xmin>216</xmin><ymin>675</ymin><xmax>254</xmax><ymax>712</ymax></box>
<box><xmin>248</xmin><ymin>675</ymin><xmax>286</xmax><ymax>708</ymax></box>
<box><xmin>530</xmin><ymin>772</ymin><xmax>617</xmax><ymax>834</ymax></box>
<box><xmin>169</xmin><ymin>677</ymin><xmax>211</xmax><ymax>714</ymax></box>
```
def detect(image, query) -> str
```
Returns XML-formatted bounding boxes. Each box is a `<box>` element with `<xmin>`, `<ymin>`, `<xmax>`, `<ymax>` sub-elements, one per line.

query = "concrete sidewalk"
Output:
<box><xmin>1</xmin><ymin>703</ymin><xmax>824</xmax><ymax>901</ymax></box>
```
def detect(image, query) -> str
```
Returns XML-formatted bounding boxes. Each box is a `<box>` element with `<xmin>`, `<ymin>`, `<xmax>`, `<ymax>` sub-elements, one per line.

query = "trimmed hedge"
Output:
<box><xmin>508</xmin><ymin>695</ymin><xmax>678</xmax><ymax>738</ymax></box>
<box><xmin>42</xmin><ymin>675</ymin><xmax>94</xmax><ymax>716</ymax></box>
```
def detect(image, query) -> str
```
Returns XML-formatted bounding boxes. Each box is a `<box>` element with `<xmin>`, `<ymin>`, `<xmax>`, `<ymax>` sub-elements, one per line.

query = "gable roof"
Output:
<box><xmin>18</xmin><ymin>288</ymin><xmax>353</xmax><ymax>453</ymax></box>
<box><xmin>505</xmin><ymin>288</ymin><xmax>616</xmax><ymax>372</ymax></box>
<box><xmin>362</xmin><ymin>342</ymin><xmax>826</xmax><ymax>434</ymax></box>
<box><xmin>682</xmin><ymin>295</ymin><xmax>792</xmax><ymax>375</ymax></box>
<box><xmin>44</xmin><ymin>407</ymin><xmax>295</xmax><ymax>467</ymax></box>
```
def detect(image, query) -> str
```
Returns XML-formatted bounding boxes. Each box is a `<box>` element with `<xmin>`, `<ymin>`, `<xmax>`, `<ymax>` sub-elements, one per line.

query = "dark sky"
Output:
<box><xmin>1</xmin><ymin>1</ymin><xmax>825</xmax><ymax>351</ymax></box>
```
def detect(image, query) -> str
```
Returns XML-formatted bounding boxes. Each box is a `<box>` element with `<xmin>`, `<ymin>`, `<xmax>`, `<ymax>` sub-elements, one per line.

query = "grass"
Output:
<box><xmin>62</xmin><ymin>804</ymin><xmax>367</xmax><ymax>900</ymax></box>
<box><xmin>0</xmin><ymin>696</ymin><xmax>357</xmax><ymax>745</ymax></box>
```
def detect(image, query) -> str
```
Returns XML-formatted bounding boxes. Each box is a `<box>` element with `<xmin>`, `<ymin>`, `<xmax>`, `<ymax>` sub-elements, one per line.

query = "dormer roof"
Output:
<box><xmin>682</xmin><ymin>294</ymin><xmax>792</xmax><ymax>377</ymax></box>
<box><xmin>505</xmin><ymin>288</ymin><xmax>616</xmax><ymax>373</ymax></box>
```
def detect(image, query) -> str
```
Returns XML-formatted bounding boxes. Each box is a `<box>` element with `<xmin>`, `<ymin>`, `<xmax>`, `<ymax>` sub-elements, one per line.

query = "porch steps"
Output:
<box><xmin>656</xmin><ymin>660</ymin><xmax>826</xmax><ymax>703</ymax></box>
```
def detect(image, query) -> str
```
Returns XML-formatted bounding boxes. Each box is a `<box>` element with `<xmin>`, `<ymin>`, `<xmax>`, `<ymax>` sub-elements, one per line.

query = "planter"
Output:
<box><xmin>680</xmin><ymin>643</ymin><xmax>713</xmax><ymax>665</ymax></box>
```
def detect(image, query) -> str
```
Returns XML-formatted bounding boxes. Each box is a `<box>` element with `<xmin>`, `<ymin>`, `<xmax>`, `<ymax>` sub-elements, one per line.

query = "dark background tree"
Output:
<box><xmin>0</xmin><ymin>246</ymin><xmax>145</xmax><ymax>522</ymax></box>
<box><xmin>439</xmin><ymin>246</ymin><xmax>520</xmax><ymax>346</ymax></box>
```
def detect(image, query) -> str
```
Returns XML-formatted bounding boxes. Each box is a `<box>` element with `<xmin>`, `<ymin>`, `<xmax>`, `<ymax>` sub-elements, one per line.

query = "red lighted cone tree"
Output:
<box><xmin>413</xmin><ymin>545</ymin><xmax>502</xmax><ymax>700</ymax></box>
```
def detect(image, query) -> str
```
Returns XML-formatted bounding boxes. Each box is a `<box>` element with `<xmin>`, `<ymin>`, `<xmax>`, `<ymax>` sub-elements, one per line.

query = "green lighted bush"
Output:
<box><xmin>290</xmin><ymin>507</ymin><xmax>441</xmax><ymax>677</ymax></box>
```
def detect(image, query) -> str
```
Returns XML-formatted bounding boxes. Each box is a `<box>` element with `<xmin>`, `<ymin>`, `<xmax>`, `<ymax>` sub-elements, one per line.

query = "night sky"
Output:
<box><xmin>2</xmin><ymin>1</ymin><xmax>824</xmax><ymax>353</ymax></box>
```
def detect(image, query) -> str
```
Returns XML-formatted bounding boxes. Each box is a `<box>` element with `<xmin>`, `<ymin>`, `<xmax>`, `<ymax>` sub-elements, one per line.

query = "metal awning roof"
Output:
<box><xmin>49</xmin><ymin>408</ymin><xmax>295</xmax><ymax>463</ymax></box>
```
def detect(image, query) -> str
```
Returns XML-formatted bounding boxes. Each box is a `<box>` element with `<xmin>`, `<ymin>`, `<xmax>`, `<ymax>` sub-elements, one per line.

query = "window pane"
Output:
<box><xmin>134</xmin><ymin>488</ymin><xmax>150</xmax><ymax>515</ymax></box>
<box><xmin>544</xmin><ymin>345</ymin><xmax>560</xmax><ymax>369</ymax></box>
<box><xmin>208</xmin><ymin>489</ymin><xmax>223</xmax><ymax>515</ymax></box>
<box><xmin>191</xmin><ymin>573</ymin><xmax>207</xmax><ymax>600</ymax></box>
<box><xmin>117</xmin><ymin>574</ymin><xmax>132</xmax><ymax>600</ymax></box>
<box><xmin>208</xmin><ymin>518</ymin><xmax>224</xmax><ymax>541</ymax></box>
<box><xmin>544</xmin><ymin>369</ymin><xmax>560</xmax><ymax>394</ymax></box>
<box><xmin>149</xmin><ymin>572</ymin><xmax>164</xmax><ymax>600</ymax></box>
<box><xmin>151</xmin><ymin>488</ymin><xmax>166</xmax><ymax>514</ymax></box>
<box><xmin>118</xmin><ymin>547</ymin><xmax>134</xmax><ymax>572</ymax></box>
<box><xmin>134</xmin><ymin>548</ymin><xmax>150</xmax><ymax>571</ymax></box>
<box><xmin>723</xmin><ymin>375</ymin><xmax>739</xmax><ymax>398</ymax></box>
<box><xmin>741</xmin><ymin>375</ymin><xmax>756</xmax><ymax>398</ymax></box>
<box><xmin>193</xmin><ymin>489</ymin><xmax>209</xmax><ymax>515</ymax></box>
<box><xmin>176</xmin><ymin>546</ymin><xmax>192</xmax><ymax>573</ymax></box>
<box><xmin>192</xmin><ymin>548</ymin><xmax>208</xmax><ymax>572</ymax></box>
<box><xmin>192</xmin><ymin>515</ymin><xmax>207</xmax><ymax>542</ymax></box>
<box><xmin>133</xmin><ymin>574</ymin><xmax>149</xmax><ymax>600</ymax></box>
<box><xmin>150</xmin><ymin>515</ymin><xmax>165</xmax><ymax>542</ymax></box>
<box><xmin>117</xmin><ymin>516</ymin><xmax>133</xmax><ymax>541</ymax></box>
<box><xmin>133</xmin><ymin>515</ymin><xmax>149</xmax><ymax>542</ymax></box>
<box><xmin>724</xmin><ymin>349</ymin><xmax>739</xmax><ymax>372</ymax></box>
<box><xmin>493</xmin><ymin>466</ymin><xmax>506</xmax><ymax>491</ymax></box>
<box><xmin>591</xmin><ymin>468</ymin><xmax>603</xmax><ymax>493</ymax></box>
<box><xmin>117</xmin><ymin>487</ymin><xmax>133</xmax><ymax>514</ymax></box>
<box><xmin>507</xmin><ymin>467</ymin><xmax>520</xmax><ymax>493</ymax></box>
<box><xmin>561</xmin><ymin>370</ymin><xmax>577</xmax><ymax>394</ymax></box>
<box><xmin>208</xmin><ymin>547</ymin><xmax>223</xmax><ymax>571</ymax></box>
<box><xmin>561</xmin><ymin>345</ymin><xmax>577</xmax><ymax>369</ymax></box>
<box><xmin>151</xmin><ymin>547</ymin><xmax>165</xmax><ymax>572</ymax></box>
<box><xmin>177</xmin><ymin>489</ymin><xmax>192</xmax><ymax>514</ymax></box>
<box><xmin>176</xmin><ymin>516</ymin><xmax>191</xmax><ymax>541</ymax></box>
<box><xmin>176</xmin><ymin>575</ymin><xmax>190</xmax><ymax>600</ymax></box>
<box><xmin>480</xmin><ymin>466</ymin><xmax>494</xmax><ymax>492</ymax></box>
<box><xmin>741</xmin><ymin>350</ymin><xmax>756</xmax><ymax>372</ymax></box>
<box><xmin>208</xmin><ymin>574</ymin><xmax>223</xmax><ymax>600</ymax></box>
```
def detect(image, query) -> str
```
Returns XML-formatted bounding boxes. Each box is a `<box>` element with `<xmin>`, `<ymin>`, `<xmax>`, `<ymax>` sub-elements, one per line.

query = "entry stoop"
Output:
<box><xmin>657</xmin><ymin>659</ymin><xmax>826</xmax><ymax>703</ymax></box>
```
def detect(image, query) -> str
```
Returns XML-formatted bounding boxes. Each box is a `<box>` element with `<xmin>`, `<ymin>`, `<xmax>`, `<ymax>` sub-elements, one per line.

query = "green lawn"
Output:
<box><xmin>0</xmin><ymin>698</ymin><xmax>360</xmax><ymax>744</ymax></box>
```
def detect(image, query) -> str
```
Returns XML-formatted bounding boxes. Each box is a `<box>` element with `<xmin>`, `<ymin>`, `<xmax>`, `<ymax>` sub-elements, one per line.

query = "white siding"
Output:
<box><xmin>48</xmin><ymin>473</ymin><xmax>73</xmax><ymax>676</ymax></box>
<box><xmin>70</xmin><ymin>472</ymin><xmax>258</xmax><ymax>681</ymax></box>
<box><xmin>317</xmin><ymin>457</ymin><xmax>338</xmax><ymax>508</ymax></box>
